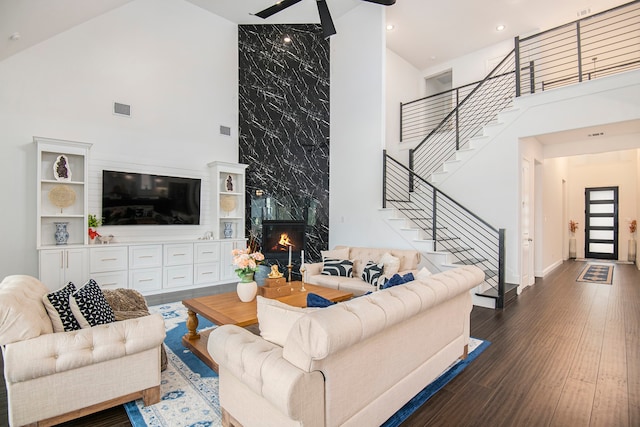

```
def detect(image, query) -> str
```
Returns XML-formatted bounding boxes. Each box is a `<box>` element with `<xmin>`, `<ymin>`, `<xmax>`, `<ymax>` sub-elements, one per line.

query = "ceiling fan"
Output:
<box><xmin>254</xmin><ymin>0</ymin><xmax>396</xmax><ymax>40</ymax></box>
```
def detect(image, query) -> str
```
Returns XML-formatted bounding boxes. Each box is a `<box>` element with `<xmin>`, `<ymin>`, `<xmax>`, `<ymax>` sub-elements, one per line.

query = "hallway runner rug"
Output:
<box><xmin>577</xmin><ymin>263</ymin><xmax>614</xmax><ymax>285</ymax></box>
<box><xmin>124</xmin><ymin>302</ymin><xmax>490</xmax><ymax>427</ymax></box>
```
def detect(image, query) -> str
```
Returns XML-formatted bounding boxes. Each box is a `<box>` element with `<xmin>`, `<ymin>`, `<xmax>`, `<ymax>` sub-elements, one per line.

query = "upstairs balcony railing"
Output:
<box><xmin>517</xmin><ymin>0</ymin><xmax>640</xmax><ymax>94</ymax></box>
<box><xmin>401</xmin><ymin>1</ymin><xmax>640</xmax><ymax>180</ymax></box>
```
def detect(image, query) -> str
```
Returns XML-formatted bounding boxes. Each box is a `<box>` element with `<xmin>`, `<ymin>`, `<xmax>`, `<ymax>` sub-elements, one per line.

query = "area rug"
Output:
<box><xmin>125</xmin><ymin>302</ymin><xmax>490</xmax><ymax>427</ymax></box>
<box><xmin>577</xmin><ymin>263</ymin><xmax>614</xmax><ymax>284</ymax></box>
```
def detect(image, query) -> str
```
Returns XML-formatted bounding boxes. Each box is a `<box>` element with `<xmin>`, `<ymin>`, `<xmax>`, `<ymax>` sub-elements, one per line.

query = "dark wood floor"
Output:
<box><xmin>1</xmin><ymin>261</ymin><xmax>638</xmax><ymax>426</ymax></box>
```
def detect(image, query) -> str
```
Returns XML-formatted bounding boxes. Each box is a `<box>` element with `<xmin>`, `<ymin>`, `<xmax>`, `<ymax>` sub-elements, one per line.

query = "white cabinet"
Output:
<box><xmin>220</xmin><ymin>240</ymin><xmax>245</xmax><ymax>281</ymax></box>
<box><xmin>89</xmin><ymin>246</ymin><xmax>128</xmax><ymax>290</ymax></box>
<box><xmin>194</xmin><ymin>242</ymin><xmax>221</xmax><ymax>284</ymax></box>
<box><xmin>129</xmin><ymin>245</ymin><xmax>162</xmax><ymax>293</ymax></box>
<box><xmin>208</xmin><ymin>161</ymin><xmax>248</xmax><ymax>240</ymax></box>
<box><xmin>39</xmin><ymin>248</ymin><xmax>88</xmax><ymax>291</ymax></box>
<box><xmin>163</xmin><ymin>243</ymin><xmax>194</xmax><ymax>289</ymax></box>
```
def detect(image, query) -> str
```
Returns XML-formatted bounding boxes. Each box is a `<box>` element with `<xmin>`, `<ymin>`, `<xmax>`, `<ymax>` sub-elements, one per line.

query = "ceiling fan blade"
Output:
<box><xmin>255</xmin><ymin>0</ymin><xmax>304</xmax><ymax>19</ymax></box>
<box><xmin>361</xmin><ymin>0</ymin><xmax>396</xmax><ymax>5</ymax></box>
<box><xmin>316</xmin><ymin>0</ymin><xmax>336</xmax><ymax>39</ymax></box>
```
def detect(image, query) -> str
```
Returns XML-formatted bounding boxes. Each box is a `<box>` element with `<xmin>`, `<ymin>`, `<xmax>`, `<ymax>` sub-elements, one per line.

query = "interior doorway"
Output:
<box><xmin>584</xmin><ymin>186</ymin><xmax>619</xmax><ymax>260</ymax></box>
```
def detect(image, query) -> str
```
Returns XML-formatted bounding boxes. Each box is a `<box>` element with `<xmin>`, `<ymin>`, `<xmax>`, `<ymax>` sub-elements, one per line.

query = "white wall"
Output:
<box><xmin>420</xmin><ymin>39</ymin><xmax>514</xmax><ymax>88</ymax></box>
<box><xmin>329</xmin><ymin>4</ymin><xmax>404</xmax><ymax>249</ymax></box>
<box><xmin>567</xmin><ymin>150</ymin><xmax>638</xmax><ymax>260</ymax></box>
<box><xmin>385</xmin><ymin>48</ymin><xmax>424</xmax><ymax>161</ymax></box>
<box><xmin>0</xmin><ymin>0</ymin><xmax>238</xmax><ymax>279</ymax></box>
<box><xmin>540</xmin><ymin>156</ymin><xmax>569</xmax><ymax>274</ymax></box>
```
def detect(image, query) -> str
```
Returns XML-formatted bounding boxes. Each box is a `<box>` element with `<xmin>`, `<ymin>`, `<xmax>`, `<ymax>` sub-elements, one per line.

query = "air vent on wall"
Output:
<box><xmin>220</xmin><ymin>125</ymin><xmax>231</xmax><ymax>136</ymax></box>
<box><xmin>113</xmin><ymin>102</ymin><xmax>131</xmax><ymax>117</ymax></box>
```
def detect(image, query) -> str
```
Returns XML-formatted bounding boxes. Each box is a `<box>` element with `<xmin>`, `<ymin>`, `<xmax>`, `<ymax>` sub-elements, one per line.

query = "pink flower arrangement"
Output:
<box><xmin>232</xmin><ymin>248</ymin><xmax>264</xmax><ymax>278</ymax></box>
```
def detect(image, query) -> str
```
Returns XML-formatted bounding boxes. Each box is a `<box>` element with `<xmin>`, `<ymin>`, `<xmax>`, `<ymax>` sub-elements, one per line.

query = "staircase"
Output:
<box><xmin>383</xmin><ymin>1</ymin><xmax>640</xmax><ymax>309</ymax></box>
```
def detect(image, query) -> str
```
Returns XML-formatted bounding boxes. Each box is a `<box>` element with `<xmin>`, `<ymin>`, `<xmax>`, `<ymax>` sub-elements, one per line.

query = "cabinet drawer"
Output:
<box><xmin>91</xmin><ymin>271</ymin><xmax>127</xmax><ymax>290</ymax></box>
<box><xmin>164</xmin><ymin>244</ymin><xmax>194</xmax><ymax>266</ymax></box>
<box><xmin>194</xmin><ymin>242</ymin><xmax>220</xmax><ymax>263</ymax></box>
<box><xmin>129</xmin><ymin>268</ymin><xmax>162</xmax><ymax>293</ymax></box>
<box><xmin>129</xmin><ymin>245</ymin><xmax>162</xmax><ymax>269</ymax></box>
<box><xmin>90</xmin><ymin>247</ymin><xmax>127</xmax><ymax>273</ymax></box>
<box><xmin>164</xmin><ymin>265</ymin><xmax>193</xmax><ymax>289</ymax></box>
<box><xmin>194</xmin><ymin>262</ymin><xmax>220</xmax><ymax>284</ymax></box>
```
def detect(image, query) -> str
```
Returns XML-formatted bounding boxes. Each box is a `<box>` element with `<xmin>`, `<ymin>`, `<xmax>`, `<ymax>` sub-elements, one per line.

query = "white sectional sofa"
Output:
<box><xmin>208</xmin><ymin>265</ymin><xmax>485</xmax><ymax>427</ymax></box>
<box><xmin>303</xmin><ymin>245</ymin><xmax>422</xmax><ymax>296</ymax></box>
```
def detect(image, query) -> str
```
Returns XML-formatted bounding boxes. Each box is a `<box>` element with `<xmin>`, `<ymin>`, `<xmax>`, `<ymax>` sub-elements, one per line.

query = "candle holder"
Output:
<box><xmin>287</xmin><ymin>264</ymin><xmax>292</xmax><ymax>283</ymax></box>
<box><xmin>299</xmin><ymin>266</ymin><xmax>306</xmax><ymax>292</ymax></box>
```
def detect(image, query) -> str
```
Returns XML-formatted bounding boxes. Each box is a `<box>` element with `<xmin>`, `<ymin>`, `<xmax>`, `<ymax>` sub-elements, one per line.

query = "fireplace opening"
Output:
<box><xmin>261</xmin><ymin>220</ymin><xmax>306</xmax><ymax>262</ymax></box>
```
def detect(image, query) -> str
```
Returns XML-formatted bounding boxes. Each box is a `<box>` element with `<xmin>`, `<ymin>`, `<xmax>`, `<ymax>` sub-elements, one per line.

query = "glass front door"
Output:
<box><xmin>584</xmin><ymin>187</ymin><xmax>618</xmax><ymax>260</ymax></box>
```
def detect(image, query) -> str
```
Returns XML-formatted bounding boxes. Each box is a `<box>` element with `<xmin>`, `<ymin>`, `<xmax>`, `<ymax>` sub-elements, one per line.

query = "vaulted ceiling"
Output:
<box><xmin>0</xmin><ymin>0</ymin><xmax>631</xmax><ymax>68</ymax></box>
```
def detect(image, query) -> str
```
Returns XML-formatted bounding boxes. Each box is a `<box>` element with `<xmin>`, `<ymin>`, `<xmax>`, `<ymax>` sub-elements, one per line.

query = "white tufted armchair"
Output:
<box><xmin>0</xmin><ymin>275</ymin><xmax>166</xmax><ymax>426</ymax></box>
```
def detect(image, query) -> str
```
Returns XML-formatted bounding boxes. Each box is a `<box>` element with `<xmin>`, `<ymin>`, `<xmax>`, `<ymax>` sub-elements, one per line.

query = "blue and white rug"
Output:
<box><xmin>125</xmin><ymin>302</ymin><xmax>490</xmax><ymax>427</ymax></box>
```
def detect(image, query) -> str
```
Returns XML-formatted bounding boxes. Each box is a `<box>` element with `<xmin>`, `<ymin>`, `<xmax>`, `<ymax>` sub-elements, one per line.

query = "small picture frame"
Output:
<box><xmin>53</xmin><ymin>154</ymin><xmax>72</xmax><ymax>181</ymax></box>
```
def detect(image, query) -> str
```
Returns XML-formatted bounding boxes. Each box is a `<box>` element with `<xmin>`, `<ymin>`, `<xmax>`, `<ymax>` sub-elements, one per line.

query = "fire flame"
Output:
<box><xmin>278</xmin><ymin>233</ymin><xmax>293</xmax><ymax>247</ymax></box>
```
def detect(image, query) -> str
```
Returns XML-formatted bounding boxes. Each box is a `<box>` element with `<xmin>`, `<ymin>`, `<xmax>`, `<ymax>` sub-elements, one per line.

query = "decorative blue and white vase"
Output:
<box><xmin>223</xmin><ymin>222</ymin><xmax>233</xmax><ymax>239</ymax></box>
<box><xmin>54</xmin><ymin>222</ymin><xmax>69</xmax><ymax>245</ymax></box>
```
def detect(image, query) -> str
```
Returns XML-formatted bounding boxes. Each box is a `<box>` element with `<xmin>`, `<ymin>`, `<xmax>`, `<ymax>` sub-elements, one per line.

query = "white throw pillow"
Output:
<box><xmin>379</xmin><ymin>252</ymin><xmax>400</xmax><ymax>277</ymax></box>
<box><xmin>257</xmin><ymin>296</ymin><xmax>317</xmax><ymax>347</ymax></box>
<box><xmin>416</xmin><ymin>267</ymin><xmax>433</xmax><ymax>281</ymax></box>
<box><xmin>321</xmin><ymin>247</ymin><xmax>350</xmax><ymax>261</ymax></box>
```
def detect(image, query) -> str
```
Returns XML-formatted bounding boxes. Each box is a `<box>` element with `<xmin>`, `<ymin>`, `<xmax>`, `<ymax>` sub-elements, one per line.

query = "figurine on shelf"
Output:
<box><xmin>268</xmin><ymin>265</ymin><xmax>284</xmax><ymax>278</ymax></box>
<box><xmin>226</xmin><ymin>175</ymin><xmax>234</xmax><ymax>192</ymax></box>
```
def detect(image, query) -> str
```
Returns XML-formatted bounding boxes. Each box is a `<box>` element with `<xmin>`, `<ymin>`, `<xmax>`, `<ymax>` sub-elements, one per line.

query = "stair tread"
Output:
<box><xmin>476</xmin><ymin>283</ymin><xmax>518</xmax><ymax>299</ymax></box>
<box><xmin>454</xmin><ymin>257</ymin><xmax>487</xmax><ymax>265</ymax></box>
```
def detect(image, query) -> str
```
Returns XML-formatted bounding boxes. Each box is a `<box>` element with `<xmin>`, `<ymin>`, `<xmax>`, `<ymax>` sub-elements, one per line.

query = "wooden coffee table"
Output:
<box><xmin>182</xmin><ymin>282</ymin><xmax>353</xmax><ymax>371</ymax></box>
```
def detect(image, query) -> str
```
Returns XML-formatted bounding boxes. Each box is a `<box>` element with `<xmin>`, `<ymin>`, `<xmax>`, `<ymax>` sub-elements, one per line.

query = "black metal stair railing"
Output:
<box><xmin>400</xmin><ymin>82</ymin><xmax>479</xmax><ymax>143</ymax></box>
<box><xmin>383</xmin><ymin>152</ymin><xmax>506</xmax><ymax>308</ymax></box>
<box><xmin>409</xmin><ymin>51</ymin><xmax>517</xmax><ymax>181</ymax></box>
<box><xmin>516</xmin><ymin>0</ymin><xmax>640</xmax><ymax>95</ymax></box>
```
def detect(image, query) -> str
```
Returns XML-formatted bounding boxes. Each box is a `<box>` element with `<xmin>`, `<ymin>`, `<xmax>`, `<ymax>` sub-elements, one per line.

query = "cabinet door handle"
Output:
<box><xmin>140</xmin><ymin>278</ymin><xmax>153</xmax><ymax>282</ymax></box>
<box><xmin>202</xmin><ymin>251</ymin><xmax>214</xmax><ymax>254</ymax></box>
<box><xmin>101</xmin><ymin>258</ymin><xmax>118</xmax><ymax>261</ymax></box>
<box><xmin>140</xmin><ymin>255</ymin><xmax>153</xmax><ymax>258</ymax></box>
<box><xmin>60</xmin><ymin>252</ymin><xmax>64</xmax><ymax>268</ymax></box>
<box><xmin>66</xmin><ymin>252</ymin><xmax>69</xmax><ymax>269</ymax></box>
<box><xmin>173</xmin><ymin>253</ymin><xmax>186</xmax><ymax>257</ymax></box>
<box><xmin>103</xmin><ymin>282</ymin><xmax>117</xmax><ymax>286</ymax></box>
<box><xmin>173</xmin><ymin>276</ymin><xmax>185</xmax><ymax>280</ymax></box>
<box><xmin>202</xmin><ymin>271</ymin><xmax>213</xmax><ymax>275</ymax></box>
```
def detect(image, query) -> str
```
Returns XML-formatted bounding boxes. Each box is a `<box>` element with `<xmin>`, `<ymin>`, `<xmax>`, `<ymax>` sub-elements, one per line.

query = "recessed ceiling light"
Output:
<box><xmin>386</xmin><ymin>24</ymin><xmax>395</xmax><ymax>31</ymax></box>
<box><xmin>283</xmin><ymin>35</ymin><xmax>291</xmax><ymax>44</ymax></box>
<box><xmin>496</xmin><ymin>24</ymin><xmax>506</xmax><ymax>32</ymax></box>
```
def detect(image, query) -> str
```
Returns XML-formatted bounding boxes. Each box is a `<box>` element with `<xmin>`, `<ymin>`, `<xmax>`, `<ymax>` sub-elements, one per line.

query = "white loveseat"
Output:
<box><xmin>304</xmin><ymin>246</ymin><xmax>422</xmax><ymax>296</ymax></box>
<box><xmin>208</xmin><ymin>265</ymin><xmax>485</xmax><ymax>427</ymax></box>
<box><xmin>0</xmin><ymin>275</ymin><xmax>166</xmax><ymax>426</ymax></box>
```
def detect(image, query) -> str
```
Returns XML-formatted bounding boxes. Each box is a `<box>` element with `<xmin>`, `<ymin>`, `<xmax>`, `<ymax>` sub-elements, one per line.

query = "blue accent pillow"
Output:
<box><xmin>307</xmin><ymin>293</ymin><xmax>336</xmax><ymax>308</ymax></box>
<box><xmin>382</xmin><ymin>272</ymin><xmax>415</xmax><ymax>289</ymax></box>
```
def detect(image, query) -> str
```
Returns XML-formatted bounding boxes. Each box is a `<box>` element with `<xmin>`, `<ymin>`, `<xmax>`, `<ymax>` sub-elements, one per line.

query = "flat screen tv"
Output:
<box><xmin>102</xmin><ymin>170</ymin><xmax>201</xmax><ymax>225</ymax></box>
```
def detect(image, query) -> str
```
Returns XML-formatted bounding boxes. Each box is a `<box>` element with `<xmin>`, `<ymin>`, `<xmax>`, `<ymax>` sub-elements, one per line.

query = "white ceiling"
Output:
<box><xmin>0</xmin><ymin>0</ymin><xmax>631</xmax><ymax>68</ymax></box>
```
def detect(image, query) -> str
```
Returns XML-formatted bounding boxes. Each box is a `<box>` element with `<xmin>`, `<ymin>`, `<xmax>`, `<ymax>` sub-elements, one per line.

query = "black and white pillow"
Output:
<box><xmin>70</xmin><ymin>279</ymin><xmax>116</xmax><ymax>328</ymax></box>
<box><xmin>43</xmin><ymin>282</ymin><xmax>81</xmax><ymax>332</ymax></box>
<box><xmin>361</xmin><ymin>261</ymin><xmax>384</xmax><ymax>288</ymax></box>
<box><xmin>321</xmin><ymin>258</ymin><xmax>354</xmax><ymax>277</ymax></box>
